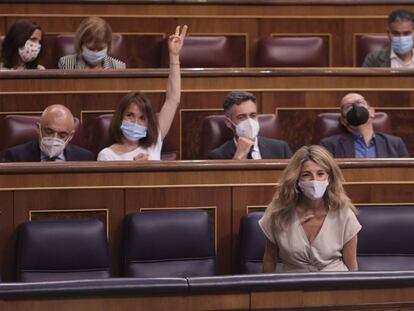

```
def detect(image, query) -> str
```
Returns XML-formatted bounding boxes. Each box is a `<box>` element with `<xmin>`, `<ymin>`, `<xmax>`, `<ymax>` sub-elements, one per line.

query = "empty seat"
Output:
<box><xmin>256</xmin><ymin>36</ymin><xmax>330</xmax><ymax>67</ymax></box>
<box><xmin>54</xmin><ymin>34</ymin><xmax>128</xmax><ymax>68</ymax></box>
<box><xmin>239</xmin><ymin>211</ymin><xmax>266</xmax><ymax>274</ymax></box>
<box><xmin>312</xmin><ymin>112</ymin><xmax>392</xmax><ymax>144</ymax></box>
<box><xmin>357</xmin><ymin>206</ymin><xmax>414</xmax><ymax>271</ymax></box>
<box><xmin>0</xmin><ymin>115</ymin><xmax>84</xmax><ymax>159</ymax></box>
<box><xmin>122</xmin><ymin>210</ymin><xmax>216</xmax><ymax>277</ymax></box>
<box><xmin>16</xmin><ymin>220</ymin><xmax>111</xmax><ymax>282</ymax></box>
<box><xmin>160</xmin><ymin>36</ymin><xmax>246</xmax><ymax>68</ymax></box>
<box><xmin>355</xmin><ymin>35</ymin><xmax>389</xmax><ymax>67</ymax></box>
<box><xmin>199</xmin><ymin>114</ymin><xmax>283</xmax><ymax>159</ymax></box>
<box><xmin>92</xmin><ymin>114</ymin><xmax>177</xmax><ymax>159</ymax></box>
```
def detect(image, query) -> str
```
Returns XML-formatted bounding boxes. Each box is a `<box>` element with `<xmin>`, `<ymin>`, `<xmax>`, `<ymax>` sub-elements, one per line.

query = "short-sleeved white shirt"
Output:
<box><xmin>97</xmin><ymin>132</ymin><xmax>162</xmax><ymax>161</ymax></box>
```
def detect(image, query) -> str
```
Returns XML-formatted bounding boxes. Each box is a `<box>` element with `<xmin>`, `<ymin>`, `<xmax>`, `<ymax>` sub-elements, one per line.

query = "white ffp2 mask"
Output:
<box><xmin>298</xmin><ymin>180</ymin><xmax>329</xmax><ymax>200</ymax></box>
<box><xmin>235</xmin><ymin>118</ymin><xmax>260</xmax><ymax>140</ymax></box>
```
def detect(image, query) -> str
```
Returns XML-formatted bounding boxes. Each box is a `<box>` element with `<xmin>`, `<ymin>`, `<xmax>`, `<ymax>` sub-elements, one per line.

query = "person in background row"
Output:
<box><xmin>58</xmin><ymin>16</ymin><xmax>125</xmax><ymax>70</ymax></box>
<box><xmin>4</xmin><ymin>105</ymin><xmax>95</xmax><ymax>162</ymax></box>
<box><xmin>260</xmin><ymin>145</ymin><xmax>361</xmax><ymax>273</ymax></box>
<box><xmin>320</xmin><ymin>92</ymin><xmax>409</xmax><ymax>158</ymax></box>
<box><xmin>0</xmin><ymin>19</ymin><xmax>44</xmax><ymax>70</ymax></box>
<box><xmin>208</xmin><ymin>91</ymin><xmax>292</xmax><ymax>160</ymax></box>
<box><xmin>363</xmin><ymin>10</ymin><xmax>414</xmax><ymax>67</ymax></box>
<box><xmin>97</xmin><ymin>25</ymin><xmax>187</xmax><ymax>161</ymax></box>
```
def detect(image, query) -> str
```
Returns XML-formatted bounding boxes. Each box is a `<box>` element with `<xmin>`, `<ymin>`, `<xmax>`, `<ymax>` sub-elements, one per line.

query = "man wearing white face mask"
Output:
<box><xmin>363</xmin><ymin>10</ymin><xmax>414</xmax><ymax>67</ymax></box>
<box><xmin>4</xmin><ymin>105</ymin><xmax>95</xmax><ymax>162</ymax></box>
<box><xmin>208</xmin><ymin>91</ymin><xmax>292</xmax><ymax>160</ymax></box>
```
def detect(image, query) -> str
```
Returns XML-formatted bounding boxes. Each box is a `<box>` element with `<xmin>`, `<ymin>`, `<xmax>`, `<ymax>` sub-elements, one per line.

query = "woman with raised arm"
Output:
<box><xmin>260</xmin><ymin>145</ymin><xmax>361</xmax><ymax>272</ymax></box>
<box><xmin>97</xmin><ymin>25</ymin><xmax>187</xmax><ymax>161</ymax></box>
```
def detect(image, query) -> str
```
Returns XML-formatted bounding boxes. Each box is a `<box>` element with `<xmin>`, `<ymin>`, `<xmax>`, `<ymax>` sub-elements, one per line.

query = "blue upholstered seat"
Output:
<box><xmin>122</xmin><ymin>210</ymin><xmax>216</xmax><ymax>277</ymax></box>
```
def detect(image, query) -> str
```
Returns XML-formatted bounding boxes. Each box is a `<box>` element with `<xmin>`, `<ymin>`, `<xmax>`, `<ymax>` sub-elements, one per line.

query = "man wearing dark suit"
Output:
<box><xmin>4</xmin><ymin>104</ymin><xmax>94</xmax><ymax>162</ymax></box>
<box><xmin>320</xmin><ymin>93</ymin><xmax>409</xmax><ymax>158</ymax></box>
<box><xmin>208</xmin><ymin>91</ymin><xmax>292</xmax><ymax>160</ymax></box>
<box><xmin>363</xmin><ymin>10</ymin><xmax>414</xmax><ymax>68</ymax></box>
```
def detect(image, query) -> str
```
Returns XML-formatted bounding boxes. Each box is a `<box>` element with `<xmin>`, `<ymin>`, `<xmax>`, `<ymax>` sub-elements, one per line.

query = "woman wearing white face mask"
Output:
<box><xmin>58</xmin><ymin>16</ymin><xmax>125</xmax><ymax>70</ymax></box>
<box><xmin>0</xmin><ymin>19</ymin><xmax>45</xmax><ymax>70</ymax></box>
<box><xmin>97</xmin><ymin>25</ymin><xmax>187</xmax><ymax>161</ymax></box>
<box><xmin>259</xmin><ymin>145</ymin><xmax>361</xmax><ymax>273</ymax></box>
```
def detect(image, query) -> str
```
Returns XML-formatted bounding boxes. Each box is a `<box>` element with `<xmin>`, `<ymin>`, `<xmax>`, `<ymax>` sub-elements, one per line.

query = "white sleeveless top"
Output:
<box><xmin>97</xmin><ymin>132</ymin><xmax>162</xmax><ymax>161</ymax></box>
<box><xmin>259</xmin><ymin>206</ymin><xmax>361</xmax><ymax>272</ymax></box>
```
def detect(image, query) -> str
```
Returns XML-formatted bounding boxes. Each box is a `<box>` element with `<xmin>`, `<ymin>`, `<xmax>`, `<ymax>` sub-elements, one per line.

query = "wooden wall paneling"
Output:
<box><xmin>0</xmin><ymin>16</ymin><xmax>6</xmax><ymax>35</ymax></box>
<box><xmin>125</xmin><ymin>187</ymin><xmax>232</xmax><ymax>274</ymax></box>
<box><xmin>0</xmin><ymin>93</ymin><xmax>68</xmax><ymax>114</ymax></box>
<box><xmin>259</xmin><ymin>18</ymin><xmax>344</xmax><ymax>67</ymax></box>
<box><xmin>276</xmin><ymin>107</ymin><xmax>336</xmax><ymax>152</ymax></box>
<box><xmin>0</xmin><ymin>192</ymin><xmax>14</xmax><ymax>281</ymax></box>
<box><xmin>180</xmin><ymin>109</ymin><xmax>222</xmax><ymax>160</ymax></box>
<box><xmin>251</xmin><ymin>287</ymin><xmax>414</xmax><ymax>310</ymax></box>
<box><xmin>231</xmin><ymin>186</ymin><xmax>275</xmax><ymax>273</ymax></box>
<box><xmin>13</xmin><ymin>189</ymin><xmax>125</xmax><ymax>276</ymax></box>
<box><xmin>122</xmin><ymin>33</ymin><xmax>165</xmax><ymax>68</ymax></box>
<box><xmin>345</xmin><ymin>183</ymin><xmax>414</xmax><ymax>204</ymax></box>
<box><xmin>344</xmin><ymin>17</ymin><xmax>388</xmax><ymax>67</ymax></box>
<box><xmin>1</xmin><ymin>2</ymin><xmax>414</xmax><ymax>17</ymax></box>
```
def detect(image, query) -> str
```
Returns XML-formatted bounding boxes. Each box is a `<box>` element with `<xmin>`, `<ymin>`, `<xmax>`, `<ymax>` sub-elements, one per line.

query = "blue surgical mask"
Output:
<box><xmin>391</xmin><ymin>35</ymin><xmax>413</xmax><ymax>55</ymax></box>
<box><xmin>120</xmin><ymin>120</ymin><xmax>147</xmax><ymax>142</ymax></box>
<box><xmin>81</xmin><ymin>46</ymin><xmax>107</xmax><ymax>65</ymax></box>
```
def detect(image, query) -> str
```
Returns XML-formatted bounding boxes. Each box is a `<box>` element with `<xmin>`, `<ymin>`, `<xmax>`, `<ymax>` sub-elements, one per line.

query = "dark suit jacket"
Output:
<box><xmin>320</xmin><ymin>132</ymin><xmax>410</xmax><ymax>158</ymax></box>
<box><xmin>4</xmin><ymin>140</ymin><xmax>95</xmax><ymax>162</ymax></box>
<box><xmin>208</xmin><ymin>136</ymin><xmax>292</xmax><ymax>159</ymax></box>
<box><xmin>362</xmin><ymin>47</ymin><xmax>391</xmax><ymax>67</ymax></box>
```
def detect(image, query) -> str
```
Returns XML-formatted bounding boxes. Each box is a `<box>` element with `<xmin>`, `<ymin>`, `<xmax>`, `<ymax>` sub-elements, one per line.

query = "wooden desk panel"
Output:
<box><xmin>2</xmin><ymin>69</ymin><xmax>414</xmax><ymax>158</ymax></box>
<box><xmin>0</xmin><ymin>160</ymin><xmax>414</xmax><ymax>280</ymax></box>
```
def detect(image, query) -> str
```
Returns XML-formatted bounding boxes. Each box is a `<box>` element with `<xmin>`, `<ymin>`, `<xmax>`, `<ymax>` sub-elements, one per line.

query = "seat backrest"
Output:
<box><xmin>312</xmin><ymin>112</ymin><xmax>392</xmax><ymax>144</ymax></box>
<box><xmin>239</xmin><ymin>211</ymin><xmax>266</xmax><ymax>274</ymax></box>
<box><xmin>256</xmin><ymin>36</ymin><xmax>329</xmax><ymax>67</ymax></box>
<box><xmin>160</xmin><ymin>35</ymin><xmax>246</xmax><ymax>68</ymax></box>
<box><xmin>92</xmin><ymin>114</ymin><xmax>177</xmax><ymax>159</ymax></box>
<box><xmin>55</xmin><ymin>33</ymin><xmax>128</xmax><ymax>67</ymax></box>
<box><xmin>200</xmin><ymin>114</ymin><xmax>283</xmax><ymax>159</ymax></box>
<box><xmin>355</xmin><ymin>35</ymin><xmax>389</xmax><ymax>67</ymax></box>
<box><xmin>357</xmin><ymin>206</ymin><xmax>414</xmax><ymax>271</ymax></box>
<box><xmin>0</xmin><ymin>115</ymin><xmax>84</xmax><ymax>158</ymax></box>
<box><xmin>16</xmin><ymin>220</ymin><xmax>111</xmax><ymax>282</ymax></box>
<box><xmin>122</xmin><ymin>210</ymin><xmax>216</xmax><ymax>277</ymax></box>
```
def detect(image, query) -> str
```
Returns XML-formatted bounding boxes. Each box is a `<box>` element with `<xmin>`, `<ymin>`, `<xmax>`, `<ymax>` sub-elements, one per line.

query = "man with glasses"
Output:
<box><xmin>4</xmin><ymin>104</ymin><xmax>94</xmax><ymax>162</ymax></box>
<box><xmin>363</xmin><ymin>10</ymin><xmax>414</xmax><ymax>67</ymax></box>
<box><xmin>320</xmin><ymin>93</ymin><xmax>409</xmax><ymax>158</ymax></box>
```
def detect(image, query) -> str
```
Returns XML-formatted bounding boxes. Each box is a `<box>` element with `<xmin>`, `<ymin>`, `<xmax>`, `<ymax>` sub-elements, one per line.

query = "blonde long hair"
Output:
<box><xmin>268</xmin><ymin>145</ymin><xmax>356</xmax><ymax>233</ymax></box>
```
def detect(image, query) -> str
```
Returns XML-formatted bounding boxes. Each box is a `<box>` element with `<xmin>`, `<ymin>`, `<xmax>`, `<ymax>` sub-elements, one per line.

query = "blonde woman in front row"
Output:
<box><xmin>259</xmin><ymin>145</ymin><xmax>361</xmax><ymax>272</ymax></box>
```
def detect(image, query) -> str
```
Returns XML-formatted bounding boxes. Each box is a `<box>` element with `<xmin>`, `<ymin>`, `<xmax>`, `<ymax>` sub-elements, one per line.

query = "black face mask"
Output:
<box><xmin>346</xmin><ymin>103</ymin><xmax>369</xmax><ymax>126</ymax></box>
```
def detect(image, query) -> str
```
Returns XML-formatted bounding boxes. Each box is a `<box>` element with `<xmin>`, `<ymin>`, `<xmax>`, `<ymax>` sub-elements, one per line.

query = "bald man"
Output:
<box><xmin>320</xmin><ymin>93</ymin><xmax>409</xmax><ymax>158</ymax></box>
<box><xmin>4</xmin><ymin>105</ymin><xmax>94</xmax><ymax>162</ymax></box>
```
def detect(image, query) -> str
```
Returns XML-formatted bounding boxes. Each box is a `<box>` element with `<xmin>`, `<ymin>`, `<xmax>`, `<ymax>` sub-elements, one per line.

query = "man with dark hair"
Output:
<box><xmin>320</xmin><ymin>93</ymin><xmax>409</xmax><ymax>158</ymax></box>
<box><xmin>363</xmin><ymin>9</ymin><xmax>414</xmax><ymax>67</ymax></box>
<box><xmin>208</xmin><ymin>91</ymin><xmax>292</xmax><ymax>160</ymax></box>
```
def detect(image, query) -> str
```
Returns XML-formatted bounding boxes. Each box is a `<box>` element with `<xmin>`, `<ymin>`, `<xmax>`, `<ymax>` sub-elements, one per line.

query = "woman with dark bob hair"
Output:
<box><xmin>97</xmin><ymin>25</ymin><xmax>187</xmax><ymax>161</ymax></box>
<box><xmin>1</xmin><ymin>19</ymin><xmax>44</xmax><ymax>70</ymax></box>
<box><xmin>260</xmin><ymin>145</ymin><xmax>361</xmax><ymax>272</ymax></box>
